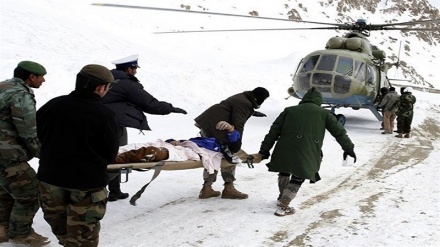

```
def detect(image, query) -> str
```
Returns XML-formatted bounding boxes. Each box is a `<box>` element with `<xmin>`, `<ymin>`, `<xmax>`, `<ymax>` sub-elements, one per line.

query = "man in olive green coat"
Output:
<box><xmin>259</xmin><ymin>87</ymin><xmax>356</xmax><ymax>216</ymax></box>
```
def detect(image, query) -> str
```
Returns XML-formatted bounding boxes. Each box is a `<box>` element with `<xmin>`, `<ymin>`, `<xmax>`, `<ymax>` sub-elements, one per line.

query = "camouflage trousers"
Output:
<box><xmin>396</xmin><ymin>114</ymin><xmax>414</xmax><ymax>134</ymax></box>
<box><xmin>0</xmin><ymin>160</ymin><xmax>40</xmax><ymax>238</ymax></box>
<box><xmin>203</xmin><ymin>165</ymin><xmax>236</xmax><ymax>185</ymax></box>
<box><xmin>38</xmin><ymin>181</ymin><xmax>108</xmax><ymax>247</ymax></box>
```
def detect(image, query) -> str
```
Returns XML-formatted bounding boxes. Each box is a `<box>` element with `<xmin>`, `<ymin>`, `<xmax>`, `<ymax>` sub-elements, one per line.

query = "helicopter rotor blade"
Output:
<box><xmin>381</xmin><ymin>27</ymin><xmax>440</xmax><ymax>31</ymax></box>
<box><xmin>155</xmin><ymin>26</ymin><xmax>339</xmax><ymax>34</ymax></box>
<box><xmin>92</xmin><ymin>3</ymin><xmax>440</xmax><ymax>33</ymax></box>
<box><xmin>92</xmin><ymin>3</ymin><xmax>345</xmax><ymax>26</ymax></box>
<box><xmin>155</xmin><ymin>26</ymin><xmax>439</xmax><ymax>34</ymax></box>
<box><xmin>372</xmin><ymin>19</ymin><xmax>440</xmax><ymax>27</ymax></box>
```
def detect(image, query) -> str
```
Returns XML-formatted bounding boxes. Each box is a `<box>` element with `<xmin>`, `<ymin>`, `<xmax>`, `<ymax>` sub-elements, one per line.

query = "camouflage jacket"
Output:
<box><xmin>0</xmin><ymin>78</ymin><xmax>40</xmax><ymax>162</ymax></box>
<box><xmin>395</xmin><ymin>93</ymin><xmax>416</xmax><ymax>117</ymax></box>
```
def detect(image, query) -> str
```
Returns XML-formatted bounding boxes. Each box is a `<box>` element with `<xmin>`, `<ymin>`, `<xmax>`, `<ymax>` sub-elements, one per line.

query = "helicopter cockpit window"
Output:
<box><xmin>336</xmin><ymin>56</ymin><xmax>353</xmax><ymax>76</ymax></box>
<box><xmin>353</xmin><ymin>60</ymin><xmax>366</xmax><ymax>81</ymax></box>
<box><xmin>366</xmin><ymin>65</ymin><xmax>375</xmax><ymax>85</ymax></box>
<box><xmin>317</xmin><ymin>54</ymin><xmax>337</xmax><ymax>71</ymax></box>
<box><xmin>301</xmin><ymin>55</ymin><xmax>320</xmax><ymax>72</ymax></box>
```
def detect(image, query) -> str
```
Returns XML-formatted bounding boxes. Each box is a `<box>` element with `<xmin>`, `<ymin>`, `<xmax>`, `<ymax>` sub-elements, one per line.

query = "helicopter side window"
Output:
<box><xmin>301</xmin><ymin>55</ymin><xmax>320</xmax><ymax>72</ymax></box>
<box><xmin>317</xmin><ymin>54</ymin><xmax>337</xmax><ymax>71</ymax></box>
<box><xmin>354</xmin><ymin>60</ymin><xmax>366</xmax><ymax>81</ymax></box>
<box><xmin>366</xmin><ymin>65</ymin><xmax>375</xmax><ymax>85</ymax></box>
<box><xmin>336</xmin><ymin>56</ymin><xmax>353</xmax><ymax>76</ymax></box>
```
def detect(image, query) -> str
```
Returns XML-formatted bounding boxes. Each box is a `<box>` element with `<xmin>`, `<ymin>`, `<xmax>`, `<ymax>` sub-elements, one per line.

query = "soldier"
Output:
<box><xmin>102</xmin><ymin>54</ymin><xmax>187</xmax><ymax>202</ymax></box>
<box><xmin>258</xmin><ymin>87</ymin><xmax>356</xmax><ymax>216</ymax></box>
<box><xmin>195</xmin><ymin>87</ymin><xmax>270</xmax><ymax>200</ymax></box>
<box><xmin>0</xmin><ymin>61</ymin><xmax>50</xmax><ymax>246</ymax></box>
<box><xmin>36</xmin><ymin>64</ymin><xmax>119</xmax><ymax>246</ymax></box>
<box><xmin>378</xmin><ymin>87</ymin><xmax>399</xmax><ymax>134</ymax></box>
<box><xmin>374</xmin><ymin>87</ymin><xmax>389</xmax><ymax>130</ymax></box>
<box><xmin>395</xmin><ymin>87</ymin><xmax>417</xmax><ymax>138</ymax></box>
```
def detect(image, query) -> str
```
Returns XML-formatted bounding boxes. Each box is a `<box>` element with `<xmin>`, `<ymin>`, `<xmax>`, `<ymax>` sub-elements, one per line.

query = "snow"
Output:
<box><xmin>1</xmin><ymin>0</ymin><xmax>439</xmax><ymax>246</ymax></box>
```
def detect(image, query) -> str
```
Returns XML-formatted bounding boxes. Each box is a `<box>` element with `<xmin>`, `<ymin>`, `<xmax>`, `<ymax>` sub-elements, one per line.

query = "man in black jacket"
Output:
<box><xmin>194</xmin><ymin>87</ymin><xmax>269</xmax><ymax>200</ymax></box>
<box><xmin>102</xmin><ymin>55</ymin><xmax>187</xmax><ymax>201</ymax></box>
<box><xmin>36</xmin><ymin>64</ymin><xmax>120</xmax><ymax>246</ymax></box>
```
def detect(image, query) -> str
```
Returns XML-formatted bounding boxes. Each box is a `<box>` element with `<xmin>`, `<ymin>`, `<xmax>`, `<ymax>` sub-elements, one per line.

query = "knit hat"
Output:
<box><xmin>17</xmin><ymin>61</ymin><xmax>47</xmax><ymax>75</ymax></box>
<box><xmin>380</xmin><ymin>87</ymin><xmax>389</xmax><ymax>95</ymax></box>
<box><xmin>252</xmin><ymin>87</ymin><xmax>270</xmax><ymax>105</ymax></box>
<box><xmin>79</xmin><ymin>64</ymin><xmax>114</xmax><ymax>84</ymax></box>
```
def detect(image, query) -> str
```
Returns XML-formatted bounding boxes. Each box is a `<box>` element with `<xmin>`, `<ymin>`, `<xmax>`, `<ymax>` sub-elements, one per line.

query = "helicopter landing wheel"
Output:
<box><xmin>336</xmin><ymin>114</ymin><xmax>346</xmax><ymax>126</ymax></box>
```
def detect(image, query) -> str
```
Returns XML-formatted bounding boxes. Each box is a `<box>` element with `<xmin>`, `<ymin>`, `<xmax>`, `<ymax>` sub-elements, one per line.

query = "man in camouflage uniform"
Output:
<box><xmin>36</xmin><ymin>64</ymin><xmax>119</xmax><ymax>247</ymax></box>
<box><xmin>0</xmin><ymin>61</ymin><xmax>50</xmax><ymax>246</ymax></box>
<box><xmin>395</xmin><ymin>87</ymin><xmax>417</xmax><ymax>138</ymax></box>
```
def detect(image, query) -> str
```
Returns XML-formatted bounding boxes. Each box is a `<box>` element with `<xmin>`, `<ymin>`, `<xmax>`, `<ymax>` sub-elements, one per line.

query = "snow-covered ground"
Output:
<box><xmin>1</xmin><ymin>0</ymin><xmax>439</xmax><ymax>246</ymax></box>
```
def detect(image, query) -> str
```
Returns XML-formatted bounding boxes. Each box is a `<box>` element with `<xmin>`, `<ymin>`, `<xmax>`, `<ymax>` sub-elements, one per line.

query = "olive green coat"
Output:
<box><xmin>260</xmin><ymin>88</ymin><xmax>354</xmax><ymax>182</ymax></box>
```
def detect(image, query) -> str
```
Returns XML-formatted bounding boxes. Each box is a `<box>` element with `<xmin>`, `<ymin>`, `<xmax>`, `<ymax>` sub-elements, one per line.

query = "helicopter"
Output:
<box><xmin>93</xmin><ymin>3</ymin><xmax>440</xmax><ymax>125</ymax></box>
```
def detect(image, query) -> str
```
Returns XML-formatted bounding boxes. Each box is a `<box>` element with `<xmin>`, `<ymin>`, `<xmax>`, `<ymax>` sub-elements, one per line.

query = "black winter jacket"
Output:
<box><xmin>101</xmin><ymin>69</ymin><xmax>175</xmax><ymax>130</ymax></box>
<box><xmin>36</xmin><ymin>91</ymin><xmax>119</xmax><ymax>190</ymax></box>
<box><xmin>194</xmin><ymin>91</ymin><xmax>258</xmax><ymax>153</ymax></box>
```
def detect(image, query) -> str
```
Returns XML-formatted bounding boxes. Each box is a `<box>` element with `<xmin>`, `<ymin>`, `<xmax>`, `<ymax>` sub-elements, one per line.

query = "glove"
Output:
<box><xmin>171</xmin><ymin>107</ymin><xmax>187</xmax><ymax>114</ymax></box>
<box><xmin>227</xmin><ymin>130</ymin><xmax>241</xmax><ymax>143</ymax></box>
<box><xmin>216</xmin><ymin>121</ymin><xmax>234</xmax><ymax>132</ymax></box>
<box><xmin>259</xmin><ymin>150</ymin><xmax>270</xmax><ymax>160</ymax></box>
<box><xmin>253</xmin><ymin>111</ymin><xmax>267</xmax><ymax>117</ymax></box>
<box><xmin>343</xmin><ymin>149</ymin><xmax>357</xmax><ymax>163</ymax></box>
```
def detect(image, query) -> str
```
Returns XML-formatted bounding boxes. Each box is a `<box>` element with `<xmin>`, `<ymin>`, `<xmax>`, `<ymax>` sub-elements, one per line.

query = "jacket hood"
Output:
<box><xmin>299</xmin><ymin>87</ymin><xmax>323</xmax><ymax>106</ymax></box>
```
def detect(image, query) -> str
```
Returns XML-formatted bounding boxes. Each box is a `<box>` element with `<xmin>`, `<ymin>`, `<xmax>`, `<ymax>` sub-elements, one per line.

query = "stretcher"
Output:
<box><xmin>107</xmin><ymin>150</ymin><xmax>263</xmax><ymax>206</ymax></box>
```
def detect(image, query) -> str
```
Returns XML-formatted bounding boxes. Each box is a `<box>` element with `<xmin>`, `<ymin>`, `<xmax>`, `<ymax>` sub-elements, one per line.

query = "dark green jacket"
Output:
<box><xmin>260</xmin><ymin>88</ymin><xmax>354</xmax><ymax>182</ymax></box>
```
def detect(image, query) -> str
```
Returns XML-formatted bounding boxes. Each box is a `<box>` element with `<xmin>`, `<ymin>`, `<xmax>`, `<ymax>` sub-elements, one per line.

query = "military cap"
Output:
<box><xmin>111</xmin><ymin>54</ymin><xmax>140</xmax><ymax>69</ymax></box>
<box><xmin>17</xmin><ymin>61</ymin><xmax>47</xmax><ymax>75</ymax></box>
<box><xmin>79</xmin><ymin>64</ymin><xmax>114</xmax><ymax>84</ymax></box>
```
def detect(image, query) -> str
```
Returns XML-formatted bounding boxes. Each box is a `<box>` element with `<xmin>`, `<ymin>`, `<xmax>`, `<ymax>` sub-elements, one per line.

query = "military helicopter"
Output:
<box><xmin>94</xmin><ymin>3</ymin><xmax>439</xmax><ymax>125</ymax></box>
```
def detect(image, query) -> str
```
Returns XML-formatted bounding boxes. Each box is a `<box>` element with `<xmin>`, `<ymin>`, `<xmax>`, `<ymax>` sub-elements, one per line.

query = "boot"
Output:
<box><xmin>108</xmin><ymin>192</ymin><xmax>129</xmax><ymax>202</ymax></box>
<box><xmin>9</xmin><ymin>230</ymin><xmax>50</xmax><ymax>246</ymax></box>
<box><xmin>395</xmin><ymin>133</ymin><xmax>403</xmax><ymax>138</ymax></box>
<box><xmin>199</xmin><ymin>185</ymin><xmax>221</xmax><ymax>199</ymax></box>
<box><xmin>0</xmin><ymin>225</ymin><xmax>8</xmax><ymax>243</ymax></box>
<box><xmin>404</xmin><ymin>133</ymin><xmax>410</xmax><ymax>138</ymax></box>
<box><xmin>277</xmin><ymin>174</ymin><xmax>290</xmax><ymax>206</ymax></box>
<box><xmin>274</xmin><ymin>205</ymin><xmax>296</xmax><ymax>217</ymax></box>
<box><xmin>221</xmin><ymin>182</ymin><xmax>248</xmax><ymax>199</ymax></box>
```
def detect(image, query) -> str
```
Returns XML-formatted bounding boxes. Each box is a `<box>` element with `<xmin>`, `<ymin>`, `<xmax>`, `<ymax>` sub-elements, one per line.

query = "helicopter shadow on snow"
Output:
<box><xmin>342</xmin><ymin>114</ymin><xmax>380</xmax><ymax>132</ymax></box>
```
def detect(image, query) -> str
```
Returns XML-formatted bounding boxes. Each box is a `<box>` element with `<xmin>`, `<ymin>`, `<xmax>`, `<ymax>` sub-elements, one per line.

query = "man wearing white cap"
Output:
<box><xmin>395</xmin><ymin>87</ymin><xmax>416</xmax><ymax>138</ymax></box>
<box><xmin>102</xmin><ymin>54</ymin><xmax>187</xmax><ymax>201</ymax></box>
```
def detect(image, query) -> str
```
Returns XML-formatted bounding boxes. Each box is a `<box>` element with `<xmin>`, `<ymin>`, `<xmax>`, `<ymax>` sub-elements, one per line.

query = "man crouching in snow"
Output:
<box><xmin>258</xmin><ymin>87</ymin><xmax>356</xmax><ymax>216</ymax></box>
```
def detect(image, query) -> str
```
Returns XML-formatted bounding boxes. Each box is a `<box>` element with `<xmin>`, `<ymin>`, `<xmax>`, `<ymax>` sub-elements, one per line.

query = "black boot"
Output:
<box><xmin>108</xmin><ymin>173</ymin><xmax>129</xmax><ymax>202</ymax></box>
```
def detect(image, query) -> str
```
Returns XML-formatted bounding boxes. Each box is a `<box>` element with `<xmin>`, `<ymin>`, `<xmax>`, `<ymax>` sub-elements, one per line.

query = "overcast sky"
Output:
<box><xmin>431</xmin><ymin>0</ymin><xmax>440</xmax><ymax>8</ymax></box>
